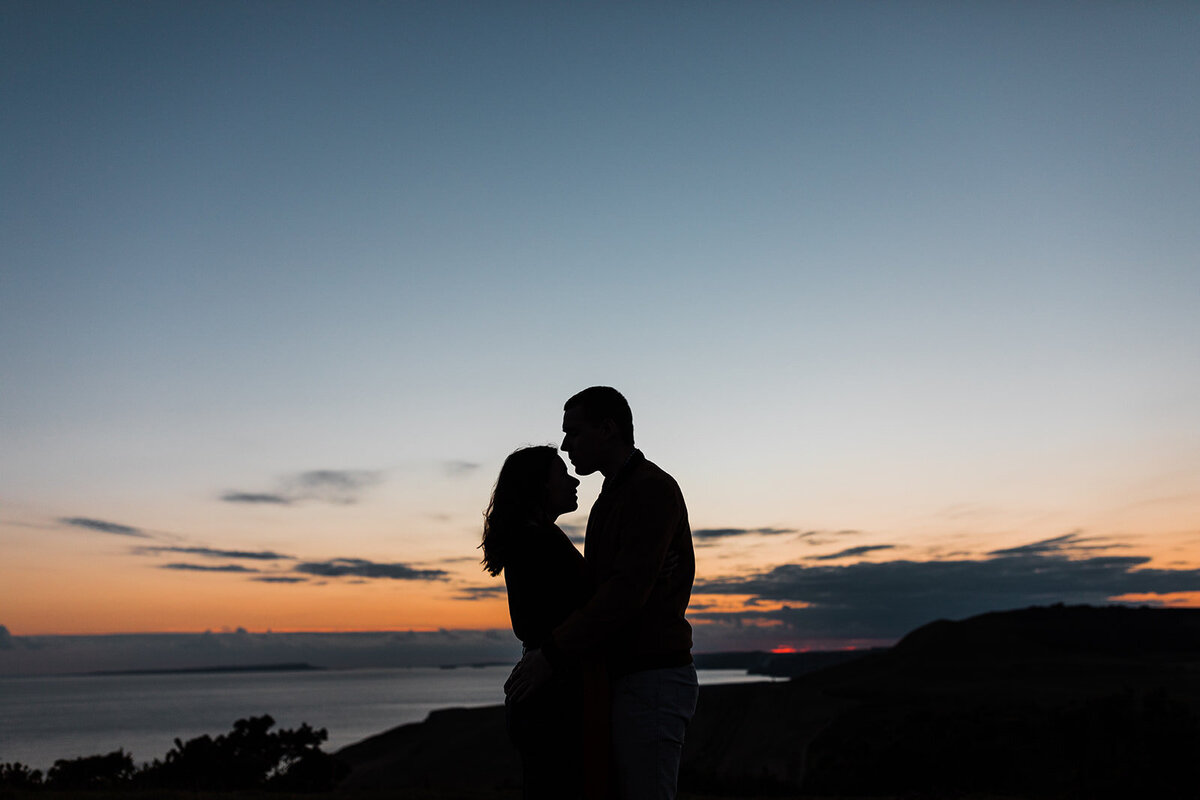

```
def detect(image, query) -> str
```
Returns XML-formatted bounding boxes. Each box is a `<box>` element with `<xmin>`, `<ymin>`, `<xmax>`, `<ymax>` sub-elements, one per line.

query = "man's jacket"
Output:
<box><xmin>544</xmin><ymin>450</ymin><xmax>694</xmax><ymax>674</ymax></box>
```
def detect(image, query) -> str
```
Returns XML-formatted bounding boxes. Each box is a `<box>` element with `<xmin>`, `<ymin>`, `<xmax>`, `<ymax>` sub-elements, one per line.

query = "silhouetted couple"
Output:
<box><xmin>481</xmin><ymin>387</ymin><xmax>698</xmax><ymax>800</ymax></box>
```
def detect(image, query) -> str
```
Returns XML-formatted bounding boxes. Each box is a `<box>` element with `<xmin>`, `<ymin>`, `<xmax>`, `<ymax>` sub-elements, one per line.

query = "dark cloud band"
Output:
<box><xmin>693</xmin><ymin>527</ymin><xmax>797</xmax><ymax>540</ymax></box>
<box><xmin>694</xmin><ymin>534</ymin><xmax>1200</xmax><ymax>640</ymax></box>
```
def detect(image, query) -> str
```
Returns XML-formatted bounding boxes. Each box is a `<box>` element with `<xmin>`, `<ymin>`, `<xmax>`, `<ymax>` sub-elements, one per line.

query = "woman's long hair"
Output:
<box><xmin>481</xmin><ymin>445</ymin><xmax>559</xmax><ymax>577</ymax></box>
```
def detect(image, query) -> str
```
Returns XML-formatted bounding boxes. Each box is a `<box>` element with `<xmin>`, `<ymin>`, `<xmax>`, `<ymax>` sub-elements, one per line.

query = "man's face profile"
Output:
<box><xmin>561</xmin><ymin>406</ymin><xmax>605</xmax><ymax>476</ymax></box>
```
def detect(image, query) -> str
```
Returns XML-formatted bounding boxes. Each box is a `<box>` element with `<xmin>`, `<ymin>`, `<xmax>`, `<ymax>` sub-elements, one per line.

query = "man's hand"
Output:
<box><xmin>504</xmin><ymin>648</ymin><xmax>553</xmax><ymax>703</ymax></box>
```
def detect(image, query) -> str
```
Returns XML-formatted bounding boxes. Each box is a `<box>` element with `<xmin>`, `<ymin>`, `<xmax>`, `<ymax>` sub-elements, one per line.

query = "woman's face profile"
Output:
<box><xmin>543</xmin><ymin>457</ymin><xmax>580</xmax><ymax>519</ymax></box>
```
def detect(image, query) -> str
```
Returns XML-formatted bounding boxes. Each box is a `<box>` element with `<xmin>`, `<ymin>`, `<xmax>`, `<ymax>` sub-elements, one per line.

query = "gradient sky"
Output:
<box><xmin>3</xmin><ymin>2</ymin><xmax>1199</xmax><ymax>666</ymax></box>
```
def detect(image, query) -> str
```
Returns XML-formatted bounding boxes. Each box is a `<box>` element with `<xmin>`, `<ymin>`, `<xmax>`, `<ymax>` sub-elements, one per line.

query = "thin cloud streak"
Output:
<box><xmin>289</xmin><ymin>470</ymin><xmax>381</xmax><ymax>504</ymax></box>
<box><xmin>455</xmin><ymin>585</ymin><xmax>507</xmax><ymax>601</ymax></box>
<box><xmin>160</xmin><ymin>563</ymin><xmax>260</xmax><ymax>573</ymax></box>
<box><xmin>222</xmin><ymin>469</ymin><xmax>384</xmax><ymax>506</ymax></box>
<box><xmin>556</xmin><ymin>523</ymin><xmax>586</xmax><ymax>545</ymax></box>
<box><xmin>693</xmin><ymin>527</ymin><xmax>797</xmax><ymax>540</ymax></box>
<box><xmin>220</xmin><ymin>492</ymin><xmax>292</xmax><ymax>505</ymax></box>
<box><xmin>808</xmin><ymin>544</ymin><xmax>896</xmax><ymax>561</ymax></box>
<box><xmin>443</xmin><ymin>460</ymin><xmax>481</xmax><ymax>477</ymax></box>
<box><xmin>986</xmin><ymin>532</ymin><xmax>1125</xmax><ymax>557</ymax></box>
<box><xmin>59</xmin><ymin>517</ymin><xmax>150</xmax><ymax>538</ymax></box>
<box><xmin>294</xmin><ymin>558</ymin><xmax>447</xmax><ymax>580</ymax></box>
<box><xmin>134</xmin><ymin>546</ymin><xmax>292</xmax><ymax>561</ymax></box>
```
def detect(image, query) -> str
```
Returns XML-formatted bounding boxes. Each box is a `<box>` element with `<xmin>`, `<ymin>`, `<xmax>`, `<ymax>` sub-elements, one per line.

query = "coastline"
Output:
<box><xmin>0</xmin><ymin>666</ymin><xmax>768</xmax><ymax>773</ymax></box>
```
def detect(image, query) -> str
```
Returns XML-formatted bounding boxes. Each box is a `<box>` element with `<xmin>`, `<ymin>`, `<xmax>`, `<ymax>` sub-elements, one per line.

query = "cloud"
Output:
<box><xmin>0</xmin><ymin>519</ymin><xmax>57</xmax><ymax>530</ymax></box>
<box><xmin>455</xmin><ymin>585</ymin><xmax>506</xmax><ymax>601</ymax></box>
<box><xmin>290</xmin><ymin>470</ymin><xmax>381</xmax><ymax>503</ymax></box>
<box><xmin>808</xmin><ymin>544</ymin><xmax>896</xmax><ymax>561</ymax></box>
<box><xmin>693</xmin><ymin>527</ymin><xmax>797</xmax><ymax>540</ymax></box>
<box><xmin>793</xmin><ymin>529</ymin><xmax>864</xmax><ymax>547</ymax></box>
<box><xmin>135</xmin><ymin>546</ymin><xmax>292</xmax><ymax>561</ymax></box>
<box><xmin>294</xmin><ymin>558</ymin><xmax>447</xmax><ymax>580</ymax></box>
<box><xmin>986</xmin><ymin>532</ymin><xmax>1124</xmax><ymax>557</ymax></box>
<box><xmin>59</xmin><ymin>517</ymin><xmax>150</xmax><ymax>538</ymax></box>
<box><xmin>252</xmin><ymin>576</ymin><xmax>309</xmax><ymax>584</ymax></box>
<box><xmin>693</xmin><ymin>539</ymin><xmax>1200</xmax><ymax>641</ymax></box>
<box><xmin>443</xmin><ymin>460</ymin><xmax>481</xmax><ymax>477</ymax></box>
<box><xmin>222</xmin><ymin>469</ymin><xmax>383</xmax><ymax>507</ymax></box>
<box><xmin>220</xmin><ymin>492</ymin><xmax>292</xmax><ymax>505</ymax></box>
<box><xmin>160</xmin><ymin>563</ymin><xmax>260</xmax><ymax>573</ymax></box>
<box><xmin>559</xmin><ymin>523</ymin><xmax>585</xmax><ymax>545</ymax></box>
<box><xmin>692</xmin><ymin>528</ymin><xmax>860</xmax><ymax>548</ymax></box>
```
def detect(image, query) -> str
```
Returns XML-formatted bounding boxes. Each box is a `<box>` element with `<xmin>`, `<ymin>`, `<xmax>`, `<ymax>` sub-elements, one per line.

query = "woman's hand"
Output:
<box><xmin>504</xmin><ymin>648</ymin><xmax>553</xmax><ymax>703</ymax></box>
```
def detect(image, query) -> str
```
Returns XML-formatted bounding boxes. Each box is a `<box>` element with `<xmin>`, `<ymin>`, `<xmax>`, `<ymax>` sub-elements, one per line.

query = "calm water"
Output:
<box><xmin>0</xmin><ymin>667</ymin><xmax>764</xmax><ymax>770</ymax></box>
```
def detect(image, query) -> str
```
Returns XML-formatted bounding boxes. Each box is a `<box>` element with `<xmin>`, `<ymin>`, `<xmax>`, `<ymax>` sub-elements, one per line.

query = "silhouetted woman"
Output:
<box><xmin>482</xmin><ymin>446</ymin><xmax>591</xmax><ymax>799</ymax></box>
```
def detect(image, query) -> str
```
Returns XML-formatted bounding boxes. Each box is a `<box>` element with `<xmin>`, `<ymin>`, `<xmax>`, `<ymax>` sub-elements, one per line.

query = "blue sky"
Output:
<box><xmin>2</xmin><ymin>2</ymin><xmax>1198</xmax><ymax>658</ymax></box>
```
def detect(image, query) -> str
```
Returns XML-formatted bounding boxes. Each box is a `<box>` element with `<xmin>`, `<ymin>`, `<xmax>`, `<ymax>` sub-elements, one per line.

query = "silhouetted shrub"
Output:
<box><xmin>6</xmin><ymin>716</ymin><xmax>346</xmax><ymax>793</ymax></box>
<box><xmin>267</xmin><ymin>746</ymin><xmax>350</xmax><ymax>791</ymax></box>
<box><xmin>135</xmin><ymin>714</ymin><xmax>346</xmax><ymax>792</ymax></box>
<box><xmin>44</xmin><ymin>749</ymin><xmax>135</xmax><ymax>790</ymax></box>
<box><xmin>0</xmin><ymin>761</ymin><xmax>44</xmax><ymax>789</ymax></box>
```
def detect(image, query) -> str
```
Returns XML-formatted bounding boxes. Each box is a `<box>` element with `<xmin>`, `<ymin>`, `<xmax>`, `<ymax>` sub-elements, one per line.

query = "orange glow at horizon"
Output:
<box><xmin>689</xmin><ymin>593</ymin><xmax>805</xmax><ymax>615</ymax></box>
<box><xmin>5</xmin><ymin>518</ymin><xmax>1198</xmax><ymax>637</ymax></box>
<box><xmin>1108</xmin><ymin>591</ymin><xmax>1200</xmax><ymax>607</ymax></box>
<box><xmin>2</xmin><ymin>558</ymin><xmax>512</xmax><ymax>636</ymax></box>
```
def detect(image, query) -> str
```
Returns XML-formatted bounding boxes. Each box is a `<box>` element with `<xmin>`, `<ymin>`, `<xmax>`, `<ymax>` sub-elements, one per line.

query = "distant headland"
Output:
<box><xmin>86</xmin><ymin>662</ymin><xmax>322</xmax><ymax>677</ymax></box>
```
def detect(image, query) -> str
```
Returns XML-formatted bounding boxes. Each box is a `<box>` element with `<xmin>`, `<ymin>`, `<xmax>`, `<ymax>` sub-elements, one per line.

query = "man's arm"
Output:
<box><xmin>542</xmin><ymin>474</ymin><xmax>682</xmax><ymax>666</ymax></box>
<box><xmin>507</xmin><ymin>476</ymin><xmax>680</xmax><ymax>702</ymax></box>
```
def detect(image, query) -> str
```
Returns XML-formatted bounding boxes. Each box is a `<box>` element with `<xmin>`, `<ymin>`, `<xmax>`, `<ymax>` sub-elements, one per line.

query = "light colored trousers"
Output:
<box><xmin>610</xmin><ymin>663</ymin><xmax>699</xmax><ymax>800</ymax></box>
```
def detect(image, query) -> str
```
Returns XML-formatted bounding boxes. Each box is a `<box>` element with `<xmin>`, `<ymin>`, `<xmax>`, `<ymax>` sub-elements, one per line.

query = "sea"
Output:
<box><xmin>0</xmin><ymin>667</ymin><xmax>768</xmax><ymax>771</ymax></box>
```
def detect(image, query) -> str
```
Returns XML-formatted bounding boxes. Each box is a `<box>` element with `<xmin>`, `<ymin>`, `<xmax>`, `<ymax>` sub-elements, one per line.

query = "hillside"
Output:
<box><xmin>336</xmin><ymin>605</ymin><xmax>1200</xmax><ymax>798</ymax></box>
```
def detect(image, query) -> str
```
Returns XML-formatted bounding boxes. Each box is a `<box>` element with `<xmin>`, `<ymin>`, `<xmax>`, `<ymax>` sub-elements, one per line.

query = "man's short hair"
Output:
<box><xmin>564</xmin><ymin>386</ymin><xmax>634</xmax><ymax>445</ymax></box>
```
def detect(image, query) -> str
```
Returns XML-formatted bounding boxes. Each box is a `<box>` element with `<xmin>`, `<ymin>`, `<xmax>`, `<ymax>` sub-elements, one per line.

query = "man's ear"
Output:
<box><xmin>599</xmin><ymin>417</ymin><xmax>619</xmax><ymax>443</ymax></box>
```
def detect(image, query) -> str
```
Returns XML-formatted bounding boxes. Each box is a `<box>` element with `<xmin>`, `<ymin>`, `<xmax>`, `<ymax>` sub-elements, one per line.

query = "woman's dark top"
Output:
<box><xmin>503</xmin><ymin>522</ymin><xmax>594</xmax><ymax>800</ymax></box>
<box><xmin>503</xmin><ymin>522</ymin><xmax>591</xmax><ymax>650</ymax></box>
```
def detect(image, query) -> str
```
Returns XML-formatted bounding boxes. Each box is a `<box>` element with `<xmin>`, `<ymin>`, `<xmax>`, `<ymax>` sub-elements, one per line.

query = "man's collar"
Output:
<box><xmin>601</xmin><ymin>448</ymin><xmax>643</xmax><ymax>493</ymax></box>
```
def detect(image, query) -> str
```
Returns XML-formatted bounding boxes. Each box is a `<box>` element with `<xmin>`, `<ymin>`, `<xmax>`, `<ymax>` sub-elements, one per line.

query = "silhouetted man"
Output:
<box><xmin>507</xmin><ymin>386</ymin><xmax>697</xmax><ymax>800</ymax></box>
